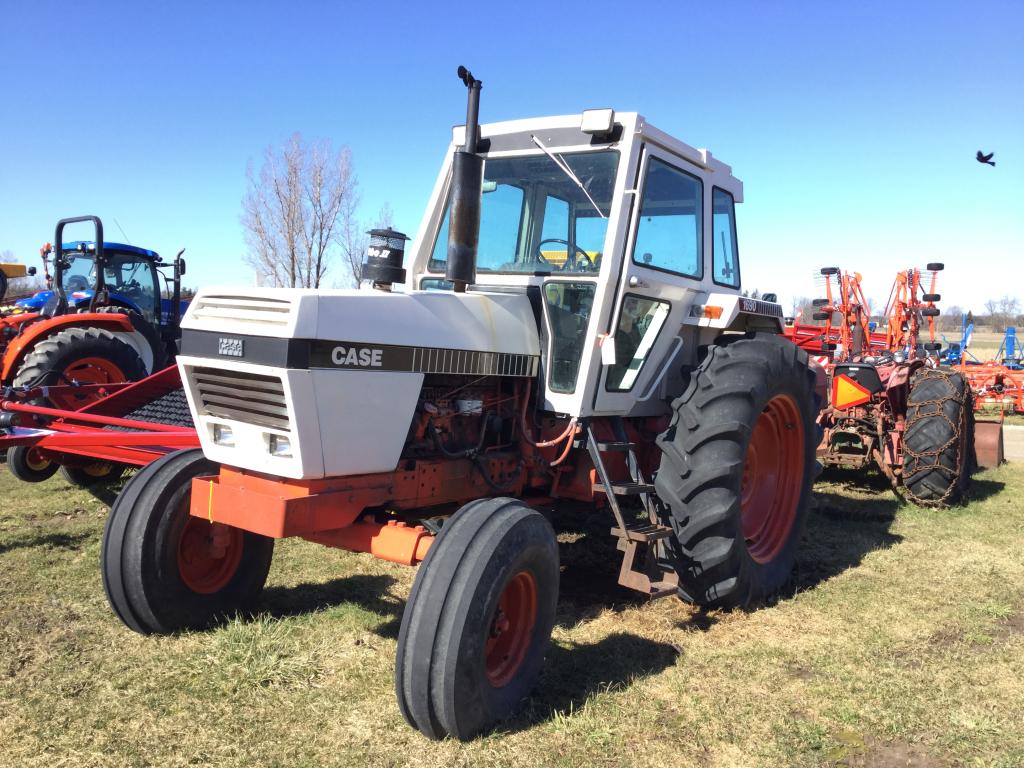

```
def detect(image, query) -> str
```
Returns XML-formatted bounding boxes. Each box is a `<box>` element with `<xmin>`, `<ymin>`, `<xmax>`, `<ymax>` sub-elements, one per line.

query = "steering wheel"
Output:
<box><xmin>534</xmin><ymin>239</ymin><xmax>591</xmax><ymax>271</ymax></box>
<box><xmin>65</xmin><ymin>275</ymin><xmax>89</xmax><ymax>292</ymax></box>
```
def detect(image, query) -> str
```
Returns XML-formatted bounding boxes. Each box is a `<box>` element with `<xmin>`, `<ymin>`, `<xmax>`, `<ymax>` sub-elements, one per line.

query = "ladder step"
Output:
<box><xmin>593</xmin><ymin>440</ymin><xmax>635</xmax><ymax>452</ymax></box>
<box><xmin>593</xmin><ymin>480</ymin><xmax>656</xmax><ymax>496</ymax></box>
<box><xmin>610</xmin><ymin>522</ymin><xmax>674</xmax><ymax>543</ymax></box>
<box><xmin>646</xmin><ymin>580</ymin><xmax>678</xmax><ymax>598</ymax></box>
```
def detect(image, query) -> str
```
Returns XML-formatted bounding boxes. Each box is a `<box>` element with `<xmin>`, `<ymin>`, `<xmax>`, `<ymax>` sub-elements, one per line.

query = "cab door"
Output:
<box><xmin>591</xmin><ymin>144</ymin><xmax>709</xmax><ymax>415</ymax></box>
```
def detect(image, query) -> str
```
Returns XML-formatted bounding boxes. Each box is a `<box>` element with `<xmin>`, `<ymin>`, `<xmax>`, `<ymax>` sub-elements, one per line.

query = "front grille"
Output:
<box><xmin>189</xmin><ymin>295</ymin><xmax>292</xmax><ymax>327</ymax></box>
<box><xmin>190</xmin><ymin>366</ymin><xmax>290</xmax><ymax>431</ymax></box>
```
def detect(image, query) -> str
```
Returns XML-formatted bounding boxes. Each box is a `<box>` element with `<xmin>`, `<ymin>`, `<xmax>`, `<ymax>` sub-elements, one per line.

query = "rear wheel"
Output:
<box><xmin>395</xmin><ymin>497</ymin><xmax>559</xmax><ymax>740</ymax></box>
<box><xmin>7</xmin><ymin>445</ymin><xmax>59</xmax><ymax>482</ymax></box>
<box><xmin>902</xmin><ymin>368</ymin><xmax>972</xmax><ymax>506</ymax></box>
<box><xmin>101</xmin><ymin>448</ymin><xmax>274</xmax><ymax>634</ymax></box>
<box><xmin>90</xmin><ymin>306</ymin><xmax>166</xmax><ymax>372</ymax></box>
<box><xmin>655</xmin><ymin>333</ymin><xmax>819</xmax><ymax>608</ymax></box>
<box><xmin>13</xmin><ymin>327</ymin><xmax>147</xmax><ymax>394</ymax></box>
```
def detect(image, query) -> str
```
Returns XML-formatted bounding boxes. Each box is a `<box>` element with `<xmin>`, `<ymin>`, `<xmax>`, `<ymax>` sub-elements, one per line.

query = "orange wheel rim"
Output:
<box><xmin>62</xmin><ymin>356</ymin><xmax>126</xmax><ymax>385</ymax></box>
<box><xmin>176</xmin><ymin>515</ymin><xmax>244</xmax><ymax>594</ymax></box>
<box><xmin>485</xmin><ymin>570</ymin><xmax>538</xmax><ymax>687</ymax></box>
<box><xmin>740</xmin><ymin>395</ymin><xmax>805</xmax><ymax>564</ymax></box>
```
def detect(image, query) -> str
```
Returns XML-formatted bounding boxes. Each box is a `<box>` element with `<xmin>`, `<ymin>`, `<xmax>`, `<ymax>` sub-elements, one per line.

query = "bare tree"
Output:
<box><xmin>241</xmin><ymin>133</ymin><xmax>355</xmax><ymax>288</ymax></box>
<box><xmin>940</xmin><ymin>305</ymin><xmax>964</xmax><ymax>332</ymax></box>
<box><xmin>983</xmin><ymin>296</ymin><xmax>1020</xmax><ymax>333</ymax></box>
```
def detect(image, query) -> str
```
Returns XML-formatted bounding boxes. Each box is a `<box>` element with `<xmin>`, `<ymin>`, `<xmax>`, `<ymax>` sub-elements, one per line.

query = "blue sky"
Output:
<box><xmin>2</xmin><ymin>1</ymin><xmax>1021</xmax><ymax>313</ymax></box>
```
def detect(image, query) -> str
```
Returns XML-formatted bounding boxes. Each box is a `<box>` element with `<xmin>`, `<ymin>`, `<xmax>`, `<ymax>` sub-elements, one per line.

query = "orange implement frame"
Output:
<box><xmin>960</xmin><ymin>362</ymin><xmax>1024</xmax><ymax>415</ymax></box>
<box><xmin>817</xmin><ymin>269</ymin><xmax>877</xmax><ymax>360</ymax></box>
<box><xmin>881</xmin><ymin>267</ymin><xmax>941</xmax><ymax>356</ymax></box>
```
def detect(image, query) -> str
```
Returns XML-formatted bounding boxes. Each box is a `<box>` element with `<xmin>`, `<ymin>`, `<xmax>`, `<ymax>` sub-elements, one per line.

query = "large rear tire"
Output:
<box><xmin>902</xmin><ymin>368</ymin><xmax>972</xmax><ymax>506</ymax></box>
<box><xmin>395</xmin><ymin>497</ymin><xmax>559</xmax><ymax>740</ymax></box>
<box><xmin>101</xmin><ymin>448</ymin><xmax>274</xmax><ymax>634</ymax></box>
<box><xmin>13</xmin><ymin>327</ymin><xmax>147</xmax><ymax>391</ymax></box>
<box><xmin>90</xmin><ymin>305</ymin><xmax>167</xmax><ymax>372</ymax></box>
<box><xmin>654</xmin><ymin>333</ymin><xmax>819</xmax><ymax>609</ymax></box>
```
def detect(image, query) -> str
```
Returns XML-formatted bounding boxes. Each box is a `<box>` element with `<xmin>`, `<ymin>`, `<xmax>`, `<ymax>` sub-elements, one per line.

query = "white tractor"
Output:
<box><xmin>101</xmin><ymin>67</ymin><xmax>819</xmax><ymax>740</ymax></box>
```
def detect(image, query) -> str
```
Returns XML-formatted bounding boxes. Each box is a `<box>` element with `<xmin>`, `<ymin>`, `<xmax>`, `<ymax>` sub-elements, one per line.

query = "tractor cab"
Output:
<box><xmin>51</xmin><ymin>241</ymin><xmax>163</xmax><ymax>324</ymax></box>
<box><xmin>405</xmin><ymin>108</ymin><xmax>780</xmax><ymax>417</ymax></box>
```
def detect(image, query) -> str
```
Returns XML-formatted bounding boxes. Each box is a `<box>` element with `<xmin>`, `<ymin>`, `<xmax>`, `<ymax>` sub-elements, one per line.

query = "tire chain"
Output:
<box><xmin>902</xmin><ymin>367</ymin><xmax>968</xmax><ymax>506</ymax></box>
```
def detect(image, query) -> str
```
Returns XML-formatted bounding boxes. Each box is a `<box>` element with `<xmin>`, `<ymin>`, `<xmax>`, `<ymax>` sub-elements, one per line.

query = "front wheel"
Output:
<box><xmin>101</xmin><ymin>449</ymin><xmax>274</xmax><ymax>634</ymax></box>
<box><xmin>395</xmin><ymin>497</ymin><xmax>559</xmax><ymax>740</ymax></box>
<box><xmin>655</xmin><ymin>333</ymin><xmax>819</xmax><ymax>609</ymax></box>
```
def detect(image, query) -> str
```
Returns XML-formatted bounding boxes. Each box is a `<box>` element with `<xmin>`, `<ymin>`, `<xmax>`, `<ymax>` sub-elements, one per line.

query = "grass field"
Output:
<box><xmin>1</xmin><ymin>463</ymin><xmax>1022</xmax><ymax>768</ymax></box>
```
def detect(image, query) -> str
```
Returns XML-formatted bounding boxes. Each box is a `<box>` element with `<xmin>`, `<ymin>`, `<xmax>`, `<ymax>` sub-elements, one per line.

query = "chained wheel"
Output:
<box><xmin>903</xmin><ymin>368</ymin><xmax>972</xmax><ymax>506</ymax></box>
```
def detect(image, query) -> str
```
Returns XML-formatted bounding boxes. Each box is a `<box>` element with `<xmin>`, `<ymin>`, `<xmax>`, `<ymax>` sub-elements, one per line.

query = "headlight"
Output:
<box><xmin>268</xmin><ymin>434</ymin><xmax>292</xmax><ymax>457</ymax></box>
<box><xmin>212</xmin><ymin>423</ymin><xmax>234</xmax><ymax>446</ymax></box>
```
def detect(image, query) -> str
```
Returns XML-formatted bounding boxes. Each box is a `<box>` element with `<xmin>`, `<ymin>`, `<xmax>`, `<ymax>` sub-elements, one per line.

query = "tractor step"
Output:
<box><xmin>614</xmin><ymin>537</ymin><xmax>679</xmax><ymax>597</ymax></box>
<box><xmin>610</xmin><ymin>522</ymin><xmax>673</xmax><ymax>543</ymax></box>
<box><xmin>593</xmin><ymin>440</ymin><xmax>635</xmax><ymax>452</ymax></box>
<box><xmin>593</xmin><ymin>480</ymin><xmax>656</xmax><ymax>496</ymax></box>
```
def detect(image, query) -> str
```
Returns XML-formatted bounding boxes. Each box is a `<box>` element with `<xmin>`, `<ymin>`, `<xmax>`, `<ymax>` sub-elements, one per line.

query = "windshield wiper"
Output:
<box><xmin>530</xmin><ymin>135</ymin><xmax>607</xmax><ymax>219</ymax></box>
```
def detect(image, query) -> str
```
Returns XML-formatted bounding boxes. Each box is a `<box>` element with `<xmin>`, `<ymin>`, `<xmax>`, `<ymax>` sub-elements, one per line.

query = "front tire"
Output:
<box><xmin>655</xmin><ymin>333</ymin><xmax>819</xmax><ymax>609</ymax></box>
<box><xmin>395</xmin><ymin>497</ymin><xmax>559</xmax><ymax>740</ymax></box>
<box><xmin>101</xmin><ymin>449</ymin><xmax>274</xmax><ymax>634</ymax></box>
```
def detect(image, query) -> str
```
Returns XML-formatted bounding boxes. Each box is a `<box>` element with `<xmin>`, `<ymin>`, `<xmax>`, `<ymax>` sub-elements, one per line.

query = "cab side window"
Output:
<box><xmin>631</xmin><ymin>157</ymin><xmax>703</xmax><ymax>278</ymax></box>
<box><xmin>712</xmin><ymin>188</ymin><xmax>740</xmax><ymax>287</ymax></box>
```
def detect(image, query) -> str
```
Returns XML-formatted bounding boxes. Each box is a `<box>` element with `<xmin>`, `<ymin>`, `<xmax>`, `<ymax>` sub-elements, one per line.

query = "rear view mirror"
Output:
<box><xmin>27</xmin><ymin>266</ymin><xmax>37</xmax><ymax>276</ymax></box>
<box><xmin>481</xmin><ymin>181</ymin><xmax>498</xmax><ymax>193</ymax></box>
<box><xmin>179</xmin><ymin>258</ymin><xmax>187</xmax><ymax>276</ymax></box>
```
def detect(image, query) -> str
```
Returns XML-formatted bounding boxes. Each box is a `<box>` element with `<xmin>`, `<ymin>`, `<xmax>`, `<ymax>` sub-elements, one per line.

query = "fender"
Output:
<box><xmin>0</xmin><ymin>312</ymin><xmax>135</xmax><ymax>382</ymax></box>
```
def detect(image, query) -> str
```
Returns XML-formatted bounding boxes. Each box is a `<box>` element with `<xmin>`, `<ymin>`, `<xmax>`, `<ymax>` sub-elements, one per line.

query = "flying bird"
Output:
<box><xmin>976</xmin><ymin>151</ymin><xmax>996</xmax><ymax>166</ymax></box>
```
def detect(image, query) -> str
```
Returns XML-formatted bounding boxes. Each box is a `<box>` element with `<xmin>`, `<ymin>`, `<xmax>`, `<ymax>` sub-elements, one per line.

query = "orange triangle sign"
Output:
<box><xmin>832</xmin><ymin>373</ymin><xmax>872</xmax><ymax>409</ymax></box>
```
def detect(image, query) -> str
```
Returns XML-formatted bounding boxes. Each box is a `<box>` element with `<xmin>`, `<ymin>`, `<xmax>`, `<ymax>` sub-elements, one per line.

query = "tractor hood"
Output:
<box><xmin>178</xmin><ymin>287</ymin><xmax>540</xmax><ymax>365</ymax></box>
<box><xmin>176</xmin><ymin>287</ymin><xmax>541</xmax><ymax>480</ymax></box>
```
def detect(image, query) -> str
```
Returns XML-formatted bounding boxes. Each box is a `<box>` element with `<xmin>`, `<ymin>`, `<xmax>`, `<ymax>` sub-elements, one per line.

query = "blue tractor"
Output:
<box><xmin>5</xmin><ymin>223</ymin><xmax>189</xmax><ymax>377</ymax></box>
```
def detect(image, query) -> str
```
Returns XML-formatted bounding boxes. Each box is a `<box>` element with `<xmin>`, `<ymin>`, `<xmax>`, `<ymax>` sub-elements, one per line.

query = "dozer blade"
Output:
<box><xmin>974</xmin><ymin>419</ymin><xmax>1004</xmax><ymax>469</ymax></box>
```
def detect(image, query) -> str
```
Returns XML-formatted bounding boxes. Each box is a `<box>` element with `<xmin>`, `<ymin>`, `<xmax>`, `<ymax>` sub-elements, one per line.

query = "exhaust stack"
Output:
<box><xmin>445</xmin><ymin>66</ymin><xmax>483</xmax><ymax>293</ymax></box>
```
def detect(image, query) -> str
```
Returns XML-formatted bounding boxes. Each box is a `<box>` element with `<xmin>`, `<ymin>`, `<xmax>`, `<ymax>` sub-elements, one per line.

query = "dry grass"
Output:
<box><xmin>1</xmin><ymin>463</ymin><xmax>1023</xmax><ymax>768</ymax></box>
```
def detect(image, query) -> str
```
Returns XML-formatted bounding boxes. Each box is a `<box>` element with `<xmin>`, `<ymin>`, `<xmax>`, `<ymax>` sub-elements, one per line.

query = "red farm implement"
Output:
<box><xmin>811</xmin><ymin>263</ymin><xmax>989</xmax><ymax>504</ymax></box>
<box><xmin>783</xmin><ymin>267</ymin><xmax>887</xmax><ymax>363</ymax></box>
<box><xmin>1</xmin><ymin>365</ymin><xmax>198</xmax><ymax>486</ymax></box>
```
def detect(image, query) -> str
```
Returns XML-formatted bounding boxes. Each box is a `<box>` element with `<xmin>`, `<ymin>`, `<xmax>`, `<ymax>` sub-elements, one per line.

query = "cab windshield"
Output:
<box><xmin>60</xmin><ymin>250</ymin><xmax>159</xmax><ymax>321</ymax></box>
<box><xmin>429</xmin><ymin>150</ymin><xmax>618</xmax><ymax>275</ymax></box>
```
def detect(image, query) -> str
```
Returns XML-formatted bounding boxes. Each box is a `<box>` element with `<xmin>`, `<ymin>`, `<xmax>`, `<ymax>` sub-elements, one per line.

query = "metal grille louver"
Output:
<box><xmin>191</xmin><ymin>366</ymin><xmax>290</xmax><ymax>431</ymax></box>
<box><xmin>190</xmin><ymin>295</ymin><xmax>292</xmax><ymax>326</ymax></box>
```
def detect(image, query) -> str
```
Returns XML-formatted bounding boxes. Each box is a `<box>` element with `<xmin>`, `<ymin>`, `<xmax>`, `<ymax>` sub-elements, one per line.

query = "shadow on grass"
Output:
<box><xmin>0</xmin><ymin>530</ymin><xmax>91</xmax><ymax>555</ymax></box>
<box><xmin>503</xmin><ymin>631</ymin><xmax>679</xmax><ymax>734</ymax></box>
<box><xmin>789</xmin><ymin>491</ymin><xmax>903</xmax><ymax>595</ymax></box>
<box><xmin>258</xmin><ymin>573</ymin><xmax>404</xmax><ymax>637</ymax></box>
<box><xmin>964</xmin><ymin>477</ymin><xmax>1005</xmax><ymax>503</ymax></box>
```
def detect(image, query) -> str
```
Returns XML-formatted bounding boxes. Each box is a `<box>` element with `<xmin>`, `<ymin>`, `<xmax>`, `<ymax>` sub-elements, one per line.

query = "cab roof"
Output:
<box><xmin>62</xmin><ymin>241</ymin><xmax>160</xmax><ymax>260</ymax></box>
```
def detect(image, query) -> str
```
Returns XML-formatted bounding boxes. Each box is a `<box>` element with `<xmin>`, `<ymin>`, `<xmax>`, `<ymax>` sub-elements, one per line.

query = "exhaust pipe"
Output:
<box><xmin>445</xmin><ymin>66</ymin><xmax>483</xmax><ymax>293</ymax></box>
